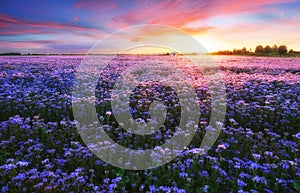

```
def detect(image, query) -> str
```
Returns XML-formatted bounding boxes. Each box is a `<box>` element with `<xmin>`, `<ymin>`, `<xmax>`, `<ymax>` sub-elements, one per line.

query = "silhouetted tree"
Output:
<box><xmin>277</xmin><ymin>45</ymin><xmax>288</xmax><ymax>55</ymax></box>
<box><xmin>272</xmin><ymin>45</ymin><xmax>278</xmax><ymax>52</ymax></box>
<box><xmin>264</xmin><ymin>45</ymin><xmax>272</xmax><ymax>53</ymax></box>
<box><xmin>288</xmin><ymin>49</ymin><xmax>294</xmax><ymax>53</ymax></box>
<box><xmin>0</xmin><ymin>52</ymin><xmax>21</xmax><ymax>55</ymax></box>
<box><xmin>241</xmin><ymin>47</ymin><xmax>247</xmax><ymax>53</ymax></box>
<box><xmin>255</xmin><ymin>45</ymin><xmax>264</xmax><ymax>53</ymax></box>
<box><xmin>233</xmin><ymin>48</ymin><xmax>242</xmax><ymax>54</ymax></box>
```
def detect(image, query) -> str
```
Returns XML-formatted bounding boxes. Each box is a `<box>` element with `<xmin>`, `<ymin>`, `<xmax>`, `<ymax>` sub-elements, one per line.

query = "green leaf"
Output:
<box><xmin>293</xmin><ymin>181</ymin><xmax>300</xmax><ymax>192</ymax></box>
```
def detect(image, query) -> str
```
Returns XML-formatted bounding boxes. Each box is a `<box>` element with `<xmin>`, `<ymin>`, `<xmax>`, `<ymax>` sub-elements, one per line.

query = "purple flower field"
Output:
<box><xmin>0</xmin><ymin>55</ymin><xmax>299</xmax><ymax>193</ymax></box>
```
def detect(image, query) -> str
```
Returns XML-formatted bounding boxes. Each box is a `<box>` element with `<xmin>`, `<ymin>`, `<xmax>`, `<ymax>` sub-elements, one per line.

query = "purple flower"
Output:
<box><xmin>42</xmin><ymin>158</ymin><xmax>49</xmax><ymax>164</ymax></box>
<box><xmin>34</xmin><ymin>182</ymin><xmax>44</xmax><ymax>189</ymax></box>
<box><xmin>264</xmin><ymin>151</ymin><xmax>273</xmax><ymax>157</ymax></box>
<box><xmin>282</xmin><ymin>163</ymin><xmax>289</xmax><ymax>169</ymax></box>
<box><xmin>13</xmin><ymin>173</ymin><xmax>26</xmax><ymax>181</ymax></box>
<box><xmin>16</xmin><ymin>161</ymin><xmax>29</xmax><ymax>167</ymax></box>
<box><xmin>6</xmin><ymin>158</ymin><xmax>14</xmax><ymax>163</ymax></box>
<box><xmin>198</xmin><ymin>170</ymin><xmax>210</xmax><ymax>177</ymax></box>
<box><xmin>252</xmin><ymin>176</ymin><xmax>267</xmax><ymax>185</ymax></box>
<box><xmin>0</xmin><ymin>164</ymin><xmax>17</xmax><ymax>174</ymax></box>
<box><xmin>149</xmin><ymin>185</ymin><xmax>156</xmax><ymax>191</ymax></box>
<box><xmin>201</xmin><ymin>185</ymin><xmax>209</xmax><ymax>193</ymax></box>
<box><xmin>112</xmin><ymin>177</ymin><xmax>122</xmax><ymax>183</ymax></box>
<box><xmin>263</xmin><ymin>188</ymin><xmax>274</xmax><ymax>193</ymax></box>
<box><xmin>1</xmin><ymin>186</ymin><xmax>8</xmax><ymax>192</ymax></box>
<box><xmin>252</xmin><ymin>153</ymin><xmax>261</xmax><ymax>160</ymax></box>
<box><xmin>237</xmin><ymin>179</ymin><xmax>247</xmax><ymax>187</ymax></box>
<box><xmin>179</xmin><ymin>172</ymin><xmax>188</xmax><ymax>178</ymax></box>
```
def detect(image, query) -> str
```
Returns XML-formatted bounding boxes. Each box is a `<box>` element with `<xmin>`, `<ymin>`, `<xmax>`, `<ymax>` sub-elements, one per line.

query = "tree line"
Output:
<box><xmin>213</xmin><ymin>44</ymin><xmax>299</xmax><ymax>56</ymax></box>
<box><xmin>254</xmin><ymin>45</ymin><xmax>290</xmax><ymax>55</ymax></box>
<box><xmin>0</xmin><ymin>52</ymin><xmax>22</xmax><ymax>55</ymax></box>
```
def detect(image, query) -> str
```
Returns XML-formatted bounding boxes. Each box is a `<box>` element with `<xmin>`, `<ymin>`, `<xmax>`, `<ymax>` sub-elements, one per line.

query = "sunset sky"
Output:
<box><xmin>0</xmin><ymin>0</ymin><xmax>300</xmax><ymax>54</ymax></box>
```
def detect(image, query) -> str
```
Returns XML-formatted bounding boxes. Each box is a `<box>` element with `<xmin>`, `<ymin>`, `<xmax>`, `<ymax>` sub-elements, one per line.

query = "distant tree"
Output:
<box><xmin>241</xmin><ymin>47</ymin><xmax>247</xmax><ymax>53</ymax></box>
<box><xmin>288</xmin><ymin>49</ymin><xmax>294</xmax><ymax>53</ymax></box>
<box><xmin>0</xmin><ymin>52</ymin><xmax>21</xmax><ymax>55</ymax></box>
<box><xmin>272</xmin><ymin>45</ymin><xmax>278</xmax><ymax>52</ymax></box>
<box><xmin>213</xmin><ymin>50</ymin><xmax>233</xmax><ymax>55</ymax></box>
<box><xmin>264</xmin><ymin>45</ymin><xmax>272</xmax><ymax>53</ymax></box>
<box><xmin>277</xmin><ymin>45</ymin><xmax>288</xmax><ymax>55</ymax></box>
<box><xmin>255</xmin><ymin>45</ymin><xmax>264</xmax><ymax>53</ymax></box>
<box><xmin>233</xmin><ymin>48</ymin><xmax>242</xmax><ymax>54</ymax></box>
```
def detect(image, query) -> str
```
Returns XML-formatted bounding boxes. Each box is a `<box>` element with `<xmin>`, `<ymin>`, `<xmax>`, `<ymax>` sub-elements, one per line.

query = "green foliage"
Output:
<box><xmin>293</xmin><ymin>181</ymin><xmax>300</xmax><ymax>193</ymax></box>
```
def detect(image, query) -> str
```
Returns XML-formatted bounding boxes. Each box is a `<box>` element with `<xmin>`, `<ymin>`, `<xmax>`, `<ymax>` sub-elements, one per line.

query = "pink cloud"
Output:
<box><xmin>208</xmin><ymin>0</ymin><xmax>295</xmax><ymax>15</ymax></box>
<box><xmin>0</xmin><ymin>13</ymin><xmax>102</xmax><ymax>35</ymax></box>
<box><xmin>110</xmin><ymin>0</ymin><xmax>295</xmax><ymax>32</ymax></box>
<box><xmin>181</xmin><ymin>26</ymin><xmax>215</xmax><ymax>35</ymax></box>
<box><xmin>0</xmin><ymin>40</ymin><xmax>92</xmax><ymax>54</ymax></box>
<box><xmin>71</xmin><ymin>16</ymin><xmax>79</xmax><ymax>23</ymax></box>
<box><xmin>0</xmin><ymin>28</ymin><xmax>45</xmax><ymax>35</ymax></box>
<box><xmin>0</xmin><ymin>41</ymin><xmax>53</xmax><ymax>49</ymax></box>
<box><xmin>0</xmin><ymin>13</ymin><xmax>24</xmax><ymax>25</ymax></box>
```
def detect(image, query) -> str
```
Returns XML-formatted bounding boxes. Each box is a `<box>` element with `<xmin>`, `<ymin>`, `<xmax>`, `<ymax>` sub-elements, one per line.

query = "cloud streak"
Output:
<box><xmin>0</xmin><ymin>13</ymin><xmax>103</xmax><ymax>35</ymax></box>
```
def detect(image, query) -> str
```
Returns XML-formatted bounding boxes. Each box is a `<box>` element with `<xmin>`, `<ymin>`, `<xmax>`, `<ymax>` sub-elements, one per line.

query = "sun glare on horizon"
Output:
<box><xmin>194</xmin><ymin>35</ymin><xmax>226</xmax><ymax>53</ymax></box>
